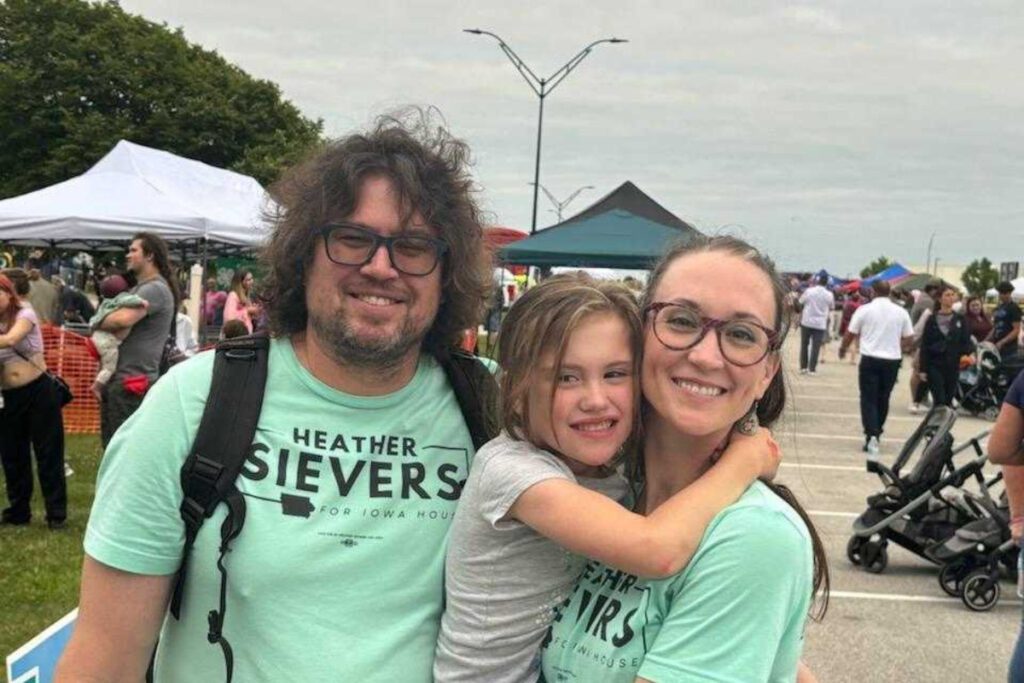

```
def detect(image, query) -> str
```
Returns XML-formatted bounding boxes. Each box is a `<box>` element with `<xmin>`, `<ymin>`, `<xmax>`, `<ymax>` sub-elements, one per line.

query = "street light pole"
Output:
<box><xmin>925</xmin><ymin>232</ymin><xmax>936</xmax><ymax>275</ymax></box>
<box><xmin>464</xmin><ymin>29</ymin><xmax>627</xmax><ymax>233</ymax></box>
<box><xmin>529</xmin><ymin>183</ymin><xmax>594</xmax><ymax>222</ymax></box>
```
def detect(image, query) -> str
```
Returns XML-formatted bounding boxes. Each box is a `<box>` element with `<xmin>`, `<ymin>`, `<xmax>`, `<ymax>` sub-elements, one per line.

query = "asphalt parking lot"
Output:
<box><xmin>773</xmin><ymin>340</ymin><xmax>1016</xmax><ymax>683</ymax></box>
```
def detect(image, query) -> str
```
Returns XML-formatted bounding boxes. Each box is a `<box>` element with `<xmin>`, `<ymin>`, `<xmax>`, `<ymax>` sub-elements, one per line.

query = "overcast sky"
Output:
<box><xmin>119</xmin><ymin>1</ymin><xmax>1022</xmax><ymax>276</ymax></box>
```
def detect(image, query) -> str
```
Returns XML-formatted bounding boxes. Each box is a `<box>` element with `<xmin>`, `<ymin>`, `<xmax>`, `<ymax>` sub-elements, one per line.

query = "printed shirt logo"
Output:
<box><xmin>234</xmin><ymin>426</ymin><xmax>470</xmax><ymax>545</ymax></box>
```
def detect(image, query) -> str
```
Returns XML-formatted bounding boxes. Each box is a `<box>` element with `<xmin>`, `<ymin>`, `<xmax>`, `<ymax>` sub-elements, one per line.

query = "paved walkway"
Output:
<box><xmin>780</xmin><ymin>341</ymin><xmax>1015</xmax><ymax>682</ymax></box>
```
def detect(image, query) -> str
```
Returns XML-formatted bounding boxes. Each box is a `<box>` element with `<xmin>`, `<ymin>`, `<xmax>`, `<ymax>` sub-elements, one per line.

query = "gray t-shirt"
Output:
<box><xmin>434</xmin><ymin>433</ymin><xmax>628</xmax><ymax>683</ymax></box>
<box><xmin>115</xmin><ymin>277</ymin><xmax>173</xmax><ymax>380</ymax></box>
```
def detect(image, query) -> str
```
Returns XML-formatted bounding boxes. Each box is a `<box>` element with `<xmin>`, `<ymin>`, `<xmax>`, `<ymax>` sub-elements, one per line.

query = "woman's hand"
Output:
<box><xmin>722</xmin><ymin>427</ymin><xmax>781</xmax><ymax>482</ymax></box>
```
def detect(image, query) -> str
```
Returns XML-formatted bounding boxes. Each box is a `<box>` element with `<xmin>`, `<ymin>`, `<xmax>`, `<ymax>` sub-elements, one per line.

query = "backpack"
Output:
<box><xmin>160</xmin><ymin>334</ymin><xmax>498</xmax><ymax>682</ymax></box>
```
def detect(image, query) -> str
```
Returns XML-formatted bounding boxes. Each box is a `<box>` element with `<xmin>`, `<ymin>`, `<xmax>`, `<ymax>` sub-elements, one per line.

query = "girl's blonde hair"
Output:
<box><xmin>497</xmin><ymin>272</ymin><xmax>642</xmax><ymax>454</ymax></box>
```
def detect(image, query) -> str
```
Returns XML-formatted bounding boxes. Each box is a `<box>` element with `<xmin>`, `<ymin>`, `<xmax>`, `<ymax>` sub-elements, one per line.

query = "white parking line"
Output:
<box><xmin>780</xmin><ymin>462</ymin><xmax>865</xmax><ymax>472</ymax></box>
<box><xmin>786</xmin><ymin>411</ymin><xmax>922</xmax><ymax>423</ymax></box>
<box><xmin>808</xmin><ymin>510</ymin><xmax>859</xmax><ymax>518</ymax></box>
<box><xmin>778</xmin><ymin>432</ymin><xmax>866</xmax><ymax>442</ymax></box>
<box><xmin>829</xmin><ymin>590</ymin><xmax>1021</xmax><ymax>606</ymax></box>
<box><xmin>791</xmin><ymin>395</ymin><xmax>860</xmax><ymax>402</ymax></box>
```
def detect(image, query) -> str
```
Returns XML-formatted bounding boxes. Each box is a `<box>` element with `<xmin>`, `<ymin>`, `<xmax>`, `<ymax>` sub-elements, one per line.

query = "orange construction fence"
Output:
<box><xmin>42</xmin><ymin>325</ymin><xmax>100</xmax><ymax>434</ymax></box>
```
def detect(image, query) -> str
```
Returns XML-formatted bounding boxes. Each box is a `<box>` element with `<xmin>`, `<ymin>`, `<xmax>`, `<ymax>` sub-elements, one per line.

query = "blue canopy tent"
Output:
<box><xmin>815</xmin><ymin>269</ymin><xmax>850</xmax><ymax>288</ymax></box>
<box><xmin>840</xmin><ymin>263</ymin><xmax>913</xmax><ymax>292</ymax></box>
<box><xmin>861</xmin><ymin>263</ymin><xmax>912</xmax><ymax>284</ymax></box>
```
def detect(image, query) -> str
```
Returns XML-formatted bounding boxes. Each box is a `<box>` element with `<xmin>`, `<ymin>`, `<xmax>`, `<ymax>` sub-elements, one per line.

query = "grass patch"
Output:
<box><xmin>1</xmin><ymin>434</ymin><xmax>101</xmax><ymax>659</ymax></box>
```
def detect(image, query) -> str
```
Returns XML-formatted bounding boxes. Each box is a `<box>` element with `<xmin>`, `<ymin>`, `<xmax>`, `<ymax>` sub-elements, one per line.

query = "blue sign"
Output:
<box><xmin>6</xmin><ymin>609</ymin><xmax>78</xmax><ymax>683</ymax></box>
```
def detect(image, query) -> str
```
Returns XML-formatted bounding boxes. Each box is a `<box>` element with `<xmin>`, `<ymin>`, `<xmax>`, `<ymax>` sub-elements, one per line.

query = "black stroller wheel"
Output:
<box><xmin>961</xmin><ymin>569</ymin><xmax>1000</xmax><ymax>612</ymax></box>
<box><xmin>938</xmin><ymin>561</ymin><xmax>969</xmax><ymax>597</ymax></box>
<box><xmin>846</xmin><ymin>536</ymin><xmax>865</xmax><ymax>566</ymax></box>
<box><xmin>862</xmin><ymin>541</ymin><xmax>888</xmax><ymax>574</ymax></box>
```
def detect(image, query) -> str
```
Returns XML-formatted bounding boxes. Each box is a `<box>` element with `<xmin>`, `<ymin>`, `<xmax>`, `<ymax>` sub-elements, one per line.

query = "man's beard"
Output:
<box><xmin>310</xmin><ymin>308</ymin><xmax>426</xmax><ymax>370</ymax></box>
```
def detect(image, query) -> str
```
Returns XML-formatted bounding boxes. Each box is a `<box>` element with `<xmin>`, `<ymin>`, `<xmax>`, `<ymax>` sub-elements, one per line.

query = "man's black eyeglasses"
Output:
<box><xmin>320</xmin><ymin>223</ymin><xmax>448</xmax><ymax>276</ymax></box>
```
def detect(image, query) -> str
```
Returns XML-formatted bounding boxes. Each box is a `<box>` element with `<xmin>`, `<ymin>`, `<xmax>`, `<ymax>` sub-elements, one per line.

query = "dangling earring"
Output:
<box><xmin>736</xmin><ymin>400</ymin><xmax>760</xmax><ymax>435</ymax></box>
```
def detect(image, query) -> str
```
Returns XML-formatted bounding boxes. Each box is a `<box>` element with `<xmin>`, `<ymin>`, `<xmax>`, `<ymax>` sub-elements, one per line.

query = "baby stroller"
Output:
<box><xmin>847</xmin><ymin>406</ymin><xmax>990</xmax><ymax>574</ymax></box>
<box><xmin>925</xmin><ymin>481</ymin><xmax>1015</xmax><ymax>612</ymax></box>
<box><xmin>958</xmin><ymin>341</ymin><xmax>1024</xmax><ymax>420</ymax></box>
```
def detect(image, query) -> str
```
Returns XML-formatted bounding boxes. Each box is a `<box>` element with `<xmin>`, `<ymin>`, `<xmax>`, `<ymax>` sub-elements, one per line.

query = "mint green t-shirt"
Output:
<box><xmin>85</xmin><ymin>338</ymin><xmax>475</xmax><ymax>682</ymax></box>
<box><xmin>540</xmin><ymin>482</ymin><xmax>813</xmax><ymax>683</ymax></box>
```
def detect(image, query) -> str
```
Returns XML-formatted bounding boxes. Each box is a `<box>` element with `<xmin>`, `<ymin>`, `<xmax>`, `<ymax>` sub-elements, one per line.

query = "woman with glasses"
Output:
<box><xmin>541</xmin><ymin>236</ymin><xmax>828</xmax><ymax>682</ymax></box>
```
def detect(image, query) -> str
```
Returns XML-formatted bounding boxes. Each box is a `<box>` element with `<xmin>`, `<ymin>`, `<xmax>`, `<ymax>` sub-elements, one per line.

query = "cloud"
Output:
<box><xmin>117</xmin><ymin>0</ymin><xmax>1024</xmax><ymax>274</ymax></box>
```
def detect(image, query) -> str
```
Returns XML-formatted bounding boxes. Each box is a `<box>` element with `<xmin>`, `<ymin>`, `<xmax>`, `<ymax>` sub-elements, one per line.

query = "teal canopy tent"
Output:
<box><xmin>498</xmin><ymin>182</ymin><xmax>702</xmax><ymax>269</ymax></box>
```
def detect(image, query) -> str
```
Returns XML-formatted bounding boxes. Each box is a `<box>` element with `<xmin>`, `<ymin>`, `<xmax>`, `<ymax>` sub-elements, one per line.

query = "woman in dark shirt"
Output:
<box><xmin>919</xmin><ymin>285</ymin><xmax>974</xmax><ymax>407</ymax></box>
<box><xmin>964</xmin><ymin>296</ymin><xmax>992</xmax><ymax>341</ymax></box>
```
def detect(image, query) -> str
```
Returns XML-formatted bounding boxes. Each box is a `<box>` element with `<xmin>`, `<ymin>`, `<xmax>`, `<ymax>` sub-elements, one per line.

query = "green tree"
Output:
<box><xmin>961</xmin><ymin>258</ymin><xmax>1000</xmax><ymax>297</ymax></box>
<box><xmin>859</xmin><ymin>256</ymin><xmax>892</xmax><ymax>279</ymax></box>
<box><xmin>0</xmin><ymin>0</ymin><xmax>323</xmax><ymax>198</ymax></box>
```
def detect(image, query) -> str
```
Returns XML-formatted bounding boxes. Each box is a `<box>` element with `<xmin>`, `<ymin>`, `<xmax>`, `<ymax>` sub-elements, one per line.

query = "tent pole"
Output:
<box><xmin>200</xmin><ymin>238</ymin><xmax>209</xmax><ymax>345</ymax></box>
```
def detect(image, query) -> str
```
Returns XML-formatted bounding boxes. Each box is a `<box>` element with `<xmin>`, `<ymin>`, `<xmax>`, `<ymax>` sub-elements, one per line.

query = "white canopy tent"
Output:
<box><xmin>987</xmin><ymin>277</ymin><xmax>1024</xmax><ymax>302</ymax></box>
<box><xmin>0</xmin><ymin>140</ymin><xmax>276</xmax><ymax>251</ymax></box>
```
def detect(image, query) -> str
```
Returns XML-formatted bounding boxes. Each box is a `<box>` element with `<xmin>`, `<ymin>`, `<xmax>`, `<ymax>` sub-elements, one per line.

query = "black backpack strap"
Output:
<box><xmin>167</xmin><ymin>332</ymin><xmax>269</xmax><ymax>682</ymax></box>
<box><xmin>436</xmin><ymin>347</ymin><xmax>499</xmax><ymax>450</ymax></box>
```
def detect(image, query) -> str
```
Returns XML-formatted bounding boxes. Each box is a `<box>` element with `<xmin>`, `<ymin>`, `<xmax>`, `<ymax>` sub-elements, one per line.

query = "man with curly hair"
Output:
<box><xmin>59</xmin><ymin>111</ymin><xmax>495</xmax><ymax>682</ymax></box>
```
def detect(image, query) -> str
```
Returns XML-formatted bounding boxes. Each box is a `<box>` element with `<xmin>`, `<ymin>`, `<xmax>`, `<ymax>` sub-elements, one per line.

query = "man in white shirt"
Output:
<box><xmin>839</xmin><ymin>280</ymin><xmax>915</xmax><ymax>459</ymax></box>
<box><xmin>797</xmin><ymin>274</ymin><xmax>835</xmax><ymax>375</ymax></box>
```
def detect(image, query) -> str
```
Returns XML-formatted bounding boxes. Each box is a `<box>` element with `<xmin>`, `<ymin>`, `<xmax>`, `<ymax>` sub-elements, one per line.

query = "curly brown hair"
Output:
<box><xmin>259</xmin><ymin>108</ymin><xmax>492</xmax><ymax>356</ymax></box>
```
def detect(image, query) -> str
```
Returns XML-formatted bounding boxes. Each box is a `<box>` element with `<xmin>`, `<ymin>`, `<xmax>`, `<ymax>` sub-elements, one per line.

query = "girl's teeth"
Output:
<box><xmin>675</xmin><ymin>380</ymin><xmax>724</xmax><ymax>397</ymax></box>
<box><xmin>576</xmin><ymin>420</ymin><xmax>613</xmax><ymax>432</ymax></box>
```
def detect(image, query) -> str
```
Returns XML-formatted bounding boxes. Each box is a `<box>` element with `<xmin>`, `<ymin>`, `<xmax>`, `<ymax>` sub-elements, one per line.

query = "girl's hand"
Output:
<box><xmin>721</xmin><ymin>427</ymin><xmax>781</xmax><ymax>482</ymax></box>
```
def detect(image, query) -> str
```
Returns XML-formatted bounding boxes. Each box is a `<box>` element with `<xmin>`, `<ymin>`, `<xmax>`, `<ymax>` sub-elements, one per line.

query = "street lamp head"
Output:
<box><xmin>463</xmin><ymin>28</ymin><xmax>483</xmax><ymax>34</ymax></box>
<box><xmin>608</xmin><ymin>38</ymin><xmax>629</xmax><ymax>43</ymax></box>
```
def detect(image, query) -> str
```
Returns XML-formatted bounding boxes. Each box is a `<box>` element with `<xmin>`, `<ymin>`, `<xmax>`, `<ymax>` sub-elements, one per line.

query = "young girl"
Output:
<box><xmin>434</xmin><ymin>273</ymin><xmax>780</xmax><ymax>682</ymax></box>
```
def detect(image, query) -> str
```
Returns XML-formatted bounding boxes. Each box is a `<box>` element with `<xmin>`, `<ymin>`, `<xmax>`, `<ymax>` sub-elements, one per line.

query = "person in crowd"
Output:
<box><xmin>797</xmin><ymin>274</ymin><xmax>834</xmax><ymax>375</ymax></box>
<box><xmin>58</xmin><ymin>277</ymin><xmax>96</xmax><ymax>325</ymax></box>
<box><xmin>203</xmin><ymin>276</ymin><xmax>227</xmax><ymax>328</ymax></box>
<box><xmin>57</xmin><ymin>111</ymin><xmax>496</xmax><ymax>682</ymax></box>
<box><xmin>988</xmin><ymin>281</ymin><xmax>1022</xmax><ymax>361</ymax></box>
<box><xmin>223</xmin><ymin>268</ymin><xmax>260</xmax><ymax>334</ymax></box>
<box><xmin>0</xmin><ymin>274</ymin><xmax>67</xmax><ymax>529</ymax></box>
<box><xmin>840</xmin><ymin>280</ymin><xmax>914</xmax><ymax>459</ymax></box>
<box><xmin>541</xmin><ymin>237</ymin><xmax>826</xmax><ymax>683</ymax></box>
<box><xmin>910</xmin><ymin>282</ymin><xmax>939</xmax><ymax>326</ymax></box>
<box><xmin>839</xmin><ymin>290</ymin><xmax>864</xmax><ymax>364</ymax></box>
<box><xmin>87</xmin><ymin>274</ymin><xmax>149</xmax><ymax>402</ymax></box>
<box><xmin>983</xmin><ymin>369</ymin><xmax>1024</xmax><ymax>681</ymax></box>
<box><xmin>964</xmin><ymin>295</ymin><xmax>993</xmax><ymax>342</ymax></box>
<box><xmin>95</xmin><ymin>232</ymin><xmax>178</xmax><ymax>446</ymax></box>
<box><xmin>482</xmin><ymin>280</ymin><xmax>504</xmax><ymax>352</ymax></box>
<box><xmin>918</xmin><ymin>284</ymin><xmax>973</xmax><ymax>407</ymax></box>
<box><xmin>3</xmin><ymin>268</ymin><xmax>31</xmax><ymax>298</ymax></box>
<box><xmin>219</xmin><ymin>318</ymin><xmax>249</xmax><ymax>340</ymax></box>
<box><xmin>820</xmin><ymin>289</ymin><xmax>843</xmax><ymax>363</ymax></box>
<box><xmin>907</xmin><ymin>281</ymin><xmax>941</xmax><ymax>412</ymax></box>
<box><xmin>174</xmin><ymin>304</ymin><xmax>199</xmax><ymax>358</ymax></box>
<box><xmin>24</xmin><ymin>268</ymin><xmax>60</xmax><ymax>324</ymax></box>
<box><xmin>435</xmin><ymin>273</ymin><xmax>780</xmax><ymax>682</ymax></box>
